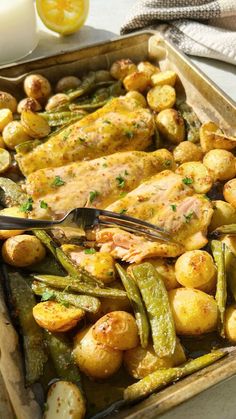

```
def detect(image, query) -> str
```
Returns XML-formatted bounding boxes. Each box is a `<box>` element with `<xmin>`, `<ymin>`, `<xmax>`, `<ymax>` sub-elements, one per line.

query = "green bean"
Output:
<box><xmin>124</xmin><ymin>350</ymin><xmax>225</xmax><ymax>401</ymax></box>
<box><xmin>33</xmin><ymin>274</ymin><xmax>127</xmax><ymax>299</ymax></box>
<box><xmin>68</xmin><ymin>72</ymin><xmax>96</xmax><ymax>101</ymax></box>
<box><xmin>42</xmin><ymin>110</ymin><xmax>86</xmax><ymax>127</ymax></box>
<box><xmin>32</xmin><ymin>281</ymin><xmax>101</xmax><ymax>313</ymax></box>
<box><xmin>33</xmin><ymin>229</ymin><xmax>58</xmax><ymax>257</ymax></box>
<box><xmin>224</xmin><ymin>246</ymin><xmax>236</xmax><ymax>302</ymax></box>
<box><xmin>0</xmin><ymin>177</ymin><xmax>27</xmax><ymax>207</ymax></box>
<box><xmin>44</xmin><ymin>331</ymin><xmax>82</xmax><ymax>390</ymax></box>
<box><xmin>15</xmin><ymin>140</ymin><xmax>43</xmax><ymax>155</ymax></box>
<box><xmin>211</xmin><ymin>240</ymin><xmax>227</xmax><ymax>337</ymax></box>
<box><xmin>8</xmin><ymin>272</ymin><xmax>47</xmax><ymax>385</ymax></box>
<box><xmin>115</xmin><ymin>263</ymin><xmax>149</xmax><ymax>348</ymax></box>
<box><xmin>132</xmin><ymin>263</ymin><xmax>176</xmax><ymax>358</ymax></box>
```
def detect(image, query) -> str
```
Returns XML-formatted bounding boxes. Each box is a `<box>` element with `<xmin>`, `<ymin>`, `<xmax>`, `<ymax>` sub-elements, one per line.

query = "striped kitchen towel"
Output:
<box><xmin>120</xmin><ymin>0</ymin><xmax>236</xmax><ymax>64</ymax></box>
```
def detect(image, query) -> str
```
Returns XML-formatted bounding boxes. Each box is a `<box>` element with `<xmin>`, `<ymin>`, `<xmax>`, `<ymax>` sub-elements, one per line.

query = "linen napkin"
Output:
<box><xmin>120</xmin><ymin>0</ymin><xmax>236</xmax><ymax>65</ymax></box>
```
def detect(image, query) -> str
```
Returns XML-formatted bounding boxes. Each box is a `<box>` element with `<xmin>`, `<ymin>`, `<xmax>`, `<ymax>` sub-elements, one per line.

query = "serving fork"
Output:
<box><xmin>0</xmin><ymin>207</ymin><xmax>172</xmax><ymax>242</ymax></box>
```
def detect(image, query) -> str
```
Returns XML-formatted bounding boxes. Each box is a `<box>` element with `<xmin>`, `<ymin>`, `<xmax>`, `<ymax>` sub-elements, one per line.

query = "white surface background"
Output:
<box><xmin>13</xmin><ymin>1</ymin><xmax>236</xmax><ymax>417</ymax></box>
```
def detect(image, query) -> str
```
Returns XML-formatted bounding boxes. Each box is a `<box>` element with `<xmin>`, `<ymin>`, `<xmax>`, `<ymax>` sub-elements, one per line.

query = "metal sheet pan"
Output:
<box><xmin>1</xmin><ymin>31</ymin><xmax>236</xmax><ymax>419</ymax></box>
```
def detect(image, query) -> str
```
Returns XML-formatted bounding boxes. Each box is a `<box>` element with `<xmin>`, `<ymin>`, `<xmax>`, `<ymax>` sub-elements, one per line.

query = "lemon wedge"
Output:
<box><xmin>36</xmin><ymin>0</ymin><xmax>89</xmax><ymax>35</ymax></box>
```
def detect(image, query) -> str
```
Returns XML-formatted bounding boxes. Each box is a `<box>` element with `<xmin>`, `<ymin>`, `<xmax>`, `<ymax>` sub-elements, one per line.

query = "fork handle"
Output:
<box><xmin>0</xmin><ymin>215</ymin><xmax>58</xmax><ymax>230</ymax></box>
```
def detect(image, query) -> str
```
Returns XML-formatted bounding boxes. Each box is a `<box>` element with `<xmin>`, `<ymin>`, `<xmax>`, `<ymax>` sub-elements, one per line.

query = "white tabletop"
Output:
<box><xmin>15</xmin><ymin>1</ymin><xmax>236</xmax><ymax>418</ymax></box>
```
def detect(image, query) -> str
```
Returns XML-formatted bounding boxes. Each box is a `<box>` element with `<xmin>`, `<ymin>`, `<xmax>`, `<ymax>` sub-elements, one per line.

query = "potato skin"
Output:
<box><xmin>124</xmin><ymin>338</ymin><xmax>186</xmax><ymax>379</ymax></box>
<box><xmin>110</xmin><ymin>59</ymin><xmax>137</xmax><ymax>80</ymax></box>
<box><xmin>0</xmin><ymin>91</ymin><xmax>17</xmax><ymax>113</ymax></box>
<box><xmin>168</xmin><ymin>288</ymin><xmax>218</xmax><ymax>335</ymax></box>
<box><xmin>33</xmin><ymin>301</ymin><xmax>85</xmax><ymax>332</ymax></box>
<box><xmin>92</xmin><ymin>311</ymin><xmax>139</xmax><ymax>350</ymax></box>
<box><xmin>17</xmin><ymin>97</ymin><xmax>42</xmax><ymax>113</ymax></box>
<box><xmin>125</xmin><ymin>91</ymin><xmax>147</xmax><ymax>107</ymax></box>
<box><xmin>173</xmin><ymin>141</ymin><xmax>203</xmax><ymax>164</ymax></box>
<box><xmin>151</xmin><ymin>70</ymin><xmax>177</xmax><ymax>87</ymax></box>
<box><xmin>203</xmin><ymin>149</ymin><xmax>236</xmax><ymax>181</ymax></box>
<box><xmin>0</xmin><ymin>207</ymin><xmax>26</xmax><ymax>239</ymax></box>
<box><xmin>137</xmin><ymin>61</ymin><xmax>160</xmax><ymax>77</ymax></box>
<box><xmin>147</xmin><ymin>85</ymin><xmax>176</xmax><ymax>112</ymax></box>
<box><xmin>224</xmin><ymin>179</ymin><xmax>236</xmax><ymax>208</ymax></box>
<box><xmin>45</xmin><ymin>93</ymin><xmax>69</xmax><ymax>111</ymax></box>
<box><xmin>73</xmin><ymin>326</ymin><xmax>123</xmax><ymax>379</ymax></box>
<box><xmin>221</xmin><ymin>235</ymin><xmax>236</xmax><ymax>257</ymax></box>
<box><xmin>123</xmin><ymin>71</ymin><xmax>150</xmax><ymax>93</ymax></box>
<box><xmin>55</xmin><ymin>76</ymin><xmax>81</xmax><ymax>93</ymax></box>
<box><xmin>0</xmin><ymin>109</ymin><xmax>13</xmax><ymax>132</ymax></box>
<box><xmin>225</xmin><ymin>306</ymin><xmax>236</xmax><ymax>343</ymax></box>
<box><xmin>2</xmin><ymin>234</ymin><xmax>46</xmax><ymax>267</ymax></box>
<box><xmin>209</xmin><ymin>200</ymin><xmax>236</xmax><ymax>232</ymax></box>
<box><xmin>24</xmin><ymin>74</ymin><xmax>52</xmax><ymax>103</ymax></box>
<box><xmin>155</xmin><ymin>109</ymin><xmax>185</xmax><ymax>143</ymax></box>
<box><xmin>175</xmin><ymin>250</ymin><xmax>216</xmax><ymax>291</ymax></box>
<box><xmin>45</xmin><ymin>381</ymin><xmax>86</xmax><ymax>419</ymax></box>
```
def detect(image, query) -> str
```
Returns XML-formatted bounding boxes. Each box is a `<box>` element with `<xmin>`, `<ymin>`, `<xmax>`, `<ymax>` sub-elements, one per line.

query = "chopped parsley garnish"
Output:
<box><xmin>182</xmin><ymin>177</ymin><xmax>193</xmax><ymax>185</ymax></box>
<box><xmin>124</xmin><ymin>130</ymin><xmax>134</xmax><ymax>139</ymax></box>
<box><xmin>84</xmin><ymin>248</ymin><xmax>96</xmax><ymax>254</ymax></box>
<box><xmin>40</xmin><ymin>200</ymin><xmax>48</xmax><ymax>209</ymax></box>
<box><xmin>116</xmin><ymin>174</ymin><xmax>125</xmax><ymax>188</ymax></box>
<box><xmin>89</xmin><ymin>190</ymin><xmax>99</xmax><ymax>203</ymax></box>
<box><xmin>119</xmin><ymin>208</ymin><xmax>127</xmax><ymax>214</ymax></box>
<box><xmin>41</xmin><ymin>290</ymin><xmax>54</xmax><ymax>302</ymax></box>
<box><xmin>51</xmin><ymin>176</ymin><xmax>65</xmax><ymax>187</ymax></box>
<box><xmin>104</xmin><ymin>120</ymin><xmax>111</xmax><ymax>124</ymax></box>
<box><xmin>78</xmin><ymin>137</ymin><xmax>85</xmax><ymax>142</ymax></box>
<box><xmin>164</xmin><ymin>159</ymin><xmax>172</xmax><ymax>168</ymax></box>
<box><xmin>119</xmin><ymin>191</ymin><xmax>127</xmax><ymax>199</ymax></box>
<box><xmin>59</xmin><ymin>299</ymin><xmax>70</xmax><ymax>308</ymax></box>
<box><xmin>124</xmin><ymin>170</ymin><xmax>129</xmax><ymax>176</ymax></box>
<box><xmin>63</xmin><ymin>130</ymin><xmax>70</xmax><ymax>140</ymax></box>
<box><xmin>203</xmin><ymin>194</ymin><xmax>211</xmax><ymax>201</ymax></box>
<box><xmin>102</xmin><ymin>162</ymin><xmax>108</xmax><ymax>168</ymax></box>
<box><xmin>184</xmin><ymin>211</ymin><xmax>194</xmax><ymax>223</ymax></box>
<box><xmin>19</xmin><ymin>197</ymin><xmax>33</xmax><ymax>213</ymax></box>
<box><xmin>170</xmin><ymin>204</ymin><xmax>177</xmax><ymax>212</ymax></box>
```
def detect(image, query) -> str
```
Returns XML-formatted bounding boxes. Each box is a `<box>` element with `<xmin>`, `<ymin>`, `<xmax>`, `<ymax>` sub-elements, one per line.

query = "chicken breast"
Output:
<box><xmin>97</xmin><ymin>170</ymin><xmax>213</xmax><ymax>262</ymax></box>
<box><xmin>17</xmin><ymin>95</ymin><xmax>154</xmax><ymax>176</ymax></box>
<box><xmin>25</xmin><ymin>149</ymin><xmax>175</xmax><ymax>219</ymax></box>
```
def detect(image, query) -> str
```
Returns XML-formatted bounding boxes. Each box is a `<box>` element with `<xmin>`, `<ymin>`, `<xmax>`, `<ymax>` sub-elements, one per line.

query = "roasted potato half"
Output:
<box><xmin>73</xmin><ymin>326</ymin><xmax>123</xmax><ymax>379</ymax></box>
<box><xmin>173</xmin><ymin>141</ymin><xmax>203</xmax><ymax>164</ymax></box>
<box><xmin>176</xmin><ymin>161</ymin><xmax>213</xmax><ymax>194</ymax></box>
<box><xmin>169</xmin><ymin>288</ymin><xmax>218</xmax><ymax>335</ymax></box>
<box><xmin>155</xmin><ymin>109</ymin><xmax>185</xmax><ymax>144</ymax></box>
<box><xmin>147</xmin><ymin>85</ymin><xmax>176</xmax><ymax>112</ymax></box>
<box><xmin>225</xmin><ymin>306</ymin><xmax>236</xmax><ymax>343</ymax></box>
<box><xmin>137</xmin><ymin>61</ymin><xmax>160</xmax><ymax>77</ymax></box>
<box><xmin>0</xmin><ymin>109</ymin><xmax>13</xmax><ymax>132</ymax></box>
<box><xmin>151</xmin><ymin>70</ymin><xmax>177</xmax><ymax>87</ymax></box>
<box><xmin>209</xmin><ymin>200</ymin><xmax>236</xmax><ymax>232</ymax></box>
<box><xmin>110</xmin><ymin>59</ymin><xmax>137</xmax><ymax>80</ymax></box>
<box><xmin>33</xmin><ymin>301</ymin><xmax>85</xmax><ymax>332</ymax></box>
<box><xmin>224</xmin><ymin>179</ymin><xmax>236</xmax><ymax>208</ymax></box>
<box><xmin>45</xmin><ymin>381</ymin><xmax>86</xmax><ymax>419</ymax></box>
<box><xmin>200</xmin><ymin>121</ymin><xmax>236</xmax><ymax>152</ymax></box>
<box><xmin>92</xmin><ymin>311</ymin><xmax>139</xmax><ymax>350</ymax></box>
<box><xmin>2</xmin><ymin>121</ymin><xmax>31</xmax><ymax>149</ymax></box>
<box><xmin>123</xmin><ymin>71</ymin><xmax>150</xmax><ymax>93</ymax></box>
<box><xmin>0</xmin><ymin>91</ymin><xmax>17</xmax><ymax>113</ymax></box>
<box><xmin>21</xmin><ymin>110</ymin><xmax>50</xmax><ymax>138</ymax></box>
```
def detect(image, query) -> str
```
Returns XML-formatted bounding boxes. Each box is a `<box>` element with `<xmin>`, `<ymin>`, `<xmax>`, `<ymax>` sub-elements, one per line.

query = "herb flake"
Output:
<box><xmin>124</xmin><ymin>130</ymin><xmax>134</xmax><ymax>139</ymax></box>
<box><xmin>116</xmin><ymin>174</ymin><xmax>125</xmax><ymax>188</ymax></box>
<box><xmin>40</xmin><ymin>200</ymin><xmax>48</xmax><ymax>209</ymax></box>
<box><xmin>51</xmin><ymin>176</ymin><xmax>65</xmax><ymax>187</ymax></box>
<box><xmin>19</xmin><ymin>197</ymin><xmax>33</xmax><ymax>213</ymax></box>
<box><xmin>182</xmin><ymin>177</ymin><xmax>193</xmax><ymax>185</ymax></box>
<box><xmin>41</xmin><ymin>290</ymin><xmax>54</xmax><ymax>302</ymax></box>
<box><xmin>89</xmin><ymin>190</ymin><xmax>99</xmax><ymax>203</ymax></box>
<box><xmin>119</xmin><ymin>208</ymin><xmax>127</xmax><ymax>214</ymax></box>
<box><xmin>184</xmin><ymin>211</ymin><xmax>194</xmax><ymax>223</ymax></box>
<box><xmin>170</xmin><ymin>204</ymin><xmax>177</xmax><ymax>212</ymax></box>
<box><xmin>84</xmin><ymin>248</ymin><xmax>96</xmax><ymax>254</ymax></box>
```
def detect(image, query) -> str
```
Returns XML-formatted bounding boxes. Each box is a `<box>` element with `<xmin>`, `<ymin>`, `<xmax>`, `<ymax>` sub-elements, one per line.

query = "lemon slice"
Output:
<box><xmin>36</xmin><ymin>0</ymin><xmax>89</xmax><ymax>35</ymax></box>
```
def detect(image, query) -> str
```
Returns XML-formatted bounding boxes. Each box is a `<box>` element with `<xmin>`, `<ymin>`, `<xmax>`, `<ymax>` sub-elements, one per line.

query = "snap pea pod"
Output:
<box><xmin>44</xmin><ymin>331</ymin><xmax>82</xmax><ymax>390</ymax></box>
<box><xmin>33</xmin><ymin>274</ymin><xmax>127</xmax><ymax>299</ymax></box>
<box><xmin>42</xmin><ymin>110</ymin><xmax>86</xmax><ymax>127</ymax></box>
<box><xmin>15</xmin><ymin>140</ymin><xmax>43</xmax><ymax>155</ymax></box>
<box><xmin>132</xmin><ymin>263</ymin><xmax>176</xmax><ymax>358</ymax></box>
<box><xmin>124</xmin><ymin>350</ymin><xmax>225</xmax><ymax>401</ymax></box>
<box><xmin>8</xmin><ymin>272</ymin><xmax>47</xmax><ymax>385</ymax></box>
<box><xmin>32</xmin><ymin>281</ymin><xmax>101</xmax><ymax>313</ymax></box>
<box><xmin>0</xmin><ymin>177</ymin><xmax>27</xmax><ymax>207</ymax></box>
<box><xmin>33</xmin><ymin>229</ymin><xmax>104</xmax><ymax>288</ymax></box>
<box><xmin>115</xmin><ymin>263</ymin><xmax>149</xmax><ymax>348</ymax></box>
<box><xmin>177</xmin><ymin>102</ymin><xmax>201</xmax><ymax>143</ymax></box>
<box><xmin>68</xmin><ymin>72</ymin><xmax>96</xmax><ymax>101</ymax></box>
<box><xmin>224</xmin><ymin>246</ymin><xmax>236</xmax><ymax>302</ymax></box>
<box><xmin>211</xmin><ymin>240</ymin><xmax>227</xmax><ymax>337</ymax></box>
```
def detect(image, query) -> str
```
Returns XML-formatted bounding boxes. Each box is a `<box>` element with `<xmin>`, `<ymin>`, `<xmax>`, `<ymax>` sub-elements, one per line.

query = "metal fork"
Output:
<box><xmin>0</xmin><ymin>207</ymin><xmax>172</xmax><ymax>242</ymax></box>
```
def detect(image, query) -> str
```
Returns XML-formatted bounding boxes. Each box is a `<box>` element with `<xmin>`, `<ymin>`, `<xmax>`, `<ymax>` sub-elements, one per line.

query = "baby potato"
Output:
<box><xmin>45</xmin><ymin>381</ymin><xmax>86</xmax><ymax>419</ymax></box>
<box><xmin>175</xmin><ymin>250</ymin><xmax>216</xmax><ymax>291</ymax></box>
<box><xmin>0</xmin><ymin>148</ymin><xmax>11</xmax><ymax>173</ymax></box>
<box><xmin>0</xmin><ymin>91</ymin><xmax>17</xmax><ymax>113</ymax></box>
<box><xmin>224</xmin><ymin>179</ymin><xmax>236</xmax><ymax>208</ymax></box>
<box><xmin>33</xmin><ymin>301</ymin><xmax>85</xmax><ymax>332</ymax></box>
<box><xmin>137</xmin><ymin>61</ymin><xmax>160</xmax><ymax>77</ymax></box>
<box><xmin>92</xmin><ymin>311</ymin><xmax>139</xmax><ymax>350</ymax></box>
<box><xmin>45</xmin><ymin>93</ymin><xmax>69</xmax><ymax>112</ymax></box>
<box><xmin>110</xmin><ymin>59</ymin><xmax>137</xmax><ymax>80</ymax></box>
<box><xmin>124</xmin><ymin>338</ymin><xmax>186</xmax><ymax>379</ymax></box>
<box><xmin>155</xmin><ymin>109</ymin><xmax>185</xmax><ymax>144</ymax></box>
<box><xmin>221</xmin><ymin>235</ymin><xmax>236</xmax><ymax>257</ymax></box>
<box><xmin>73</xmin><ymin>326</ymin><xmax>123</xmax><ymax>379</ymax></box>
<box><xmin>176</xmin><ymin>161</ymin><xmax>213</xmax><ymax>194</ymax></box>
<box><xmin>62</xmin><ymin>245</ymin><xmax>115</xmax><ymax>284</ymax></box>
<box><xmin>21</xmin><ymin>110</ymin><xmax>50</xmax><ymax>138</ymax></box>
<box><xmin>123</xmin><ymin>71</ymin><xmax>150</xmax><ymax>93</ymax></box>
<box><xmin>203</xmin><ymin>149</ymin><xmax>236</xmax><ymax>181</ymax></box>
<box><xmin>200</xmin><ymin>121</ymin><xmax>235</xmax><ymax>153</ymax></box>
<box><xmin>2</xmin><ymin>234</ymin><xmax>46</xmax><ymax>267</ymax></box>
<box><xmin>168</xmin><ymin>288</ymin><xmax>218</xmax><ymax>335</ymax></box>
<box><xmin>136</xmin><ymin>258</ymin><xmax>179</xmax><ymax>291</ymax></box>
<box><xmin>0</xmin><ymin>207</ymin><xmax>26</xmax><ymax>239</ymax></box>
<box><xmin>151</xmin><ymin>70</ymin><xmax>177</xmax><ymax>87</ymax></box>
<box><xmin>0</xmin><ymin>109</ymin><xmax>13</xmax><ymax>132</ymax></box>
<box><xmin>55</xmin><ymin>76</ymin><xmax>81</xmax><ymax>93</ymax></box>
<box><xmin>173</xmin><ymin>141</ymin><xmax>203</xmax><ymax>164</ymax></box>
<box><xmin>209</xmin><ymin>200</ymin><xmax>236</xmax><ymax>232</ymax></box>
<box><xmin>95</xmin><ymin>70</ymin><xmax>113</xmax><ymax>82</ymax></box>
<box><xmin>225</xmin><ymin>306</ymin><xmax>236</xmax><ymax>343</ymax></box>
<box><xmin>147</xmin><ymin>85</ymin><xmax>176</xmax><ymax>112</ymax></box>
<box><xmin>2</xmin><ymin>121</ymin><xmax>31</xmax><ymax>149</ymax></box>
<box><xmin>24</xmin><ymin>73</ymin><xmax>52</xmax><ymax>103</ymax></box>
<box><xmin>125</xmin><ymin>91</ymin><xmax>147</xmax><ymax>107</ymax></box>
<box><xmin>17</xmin><ymin>97</ymin><xmax>42</xmax><ymax>113</ymax></box>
